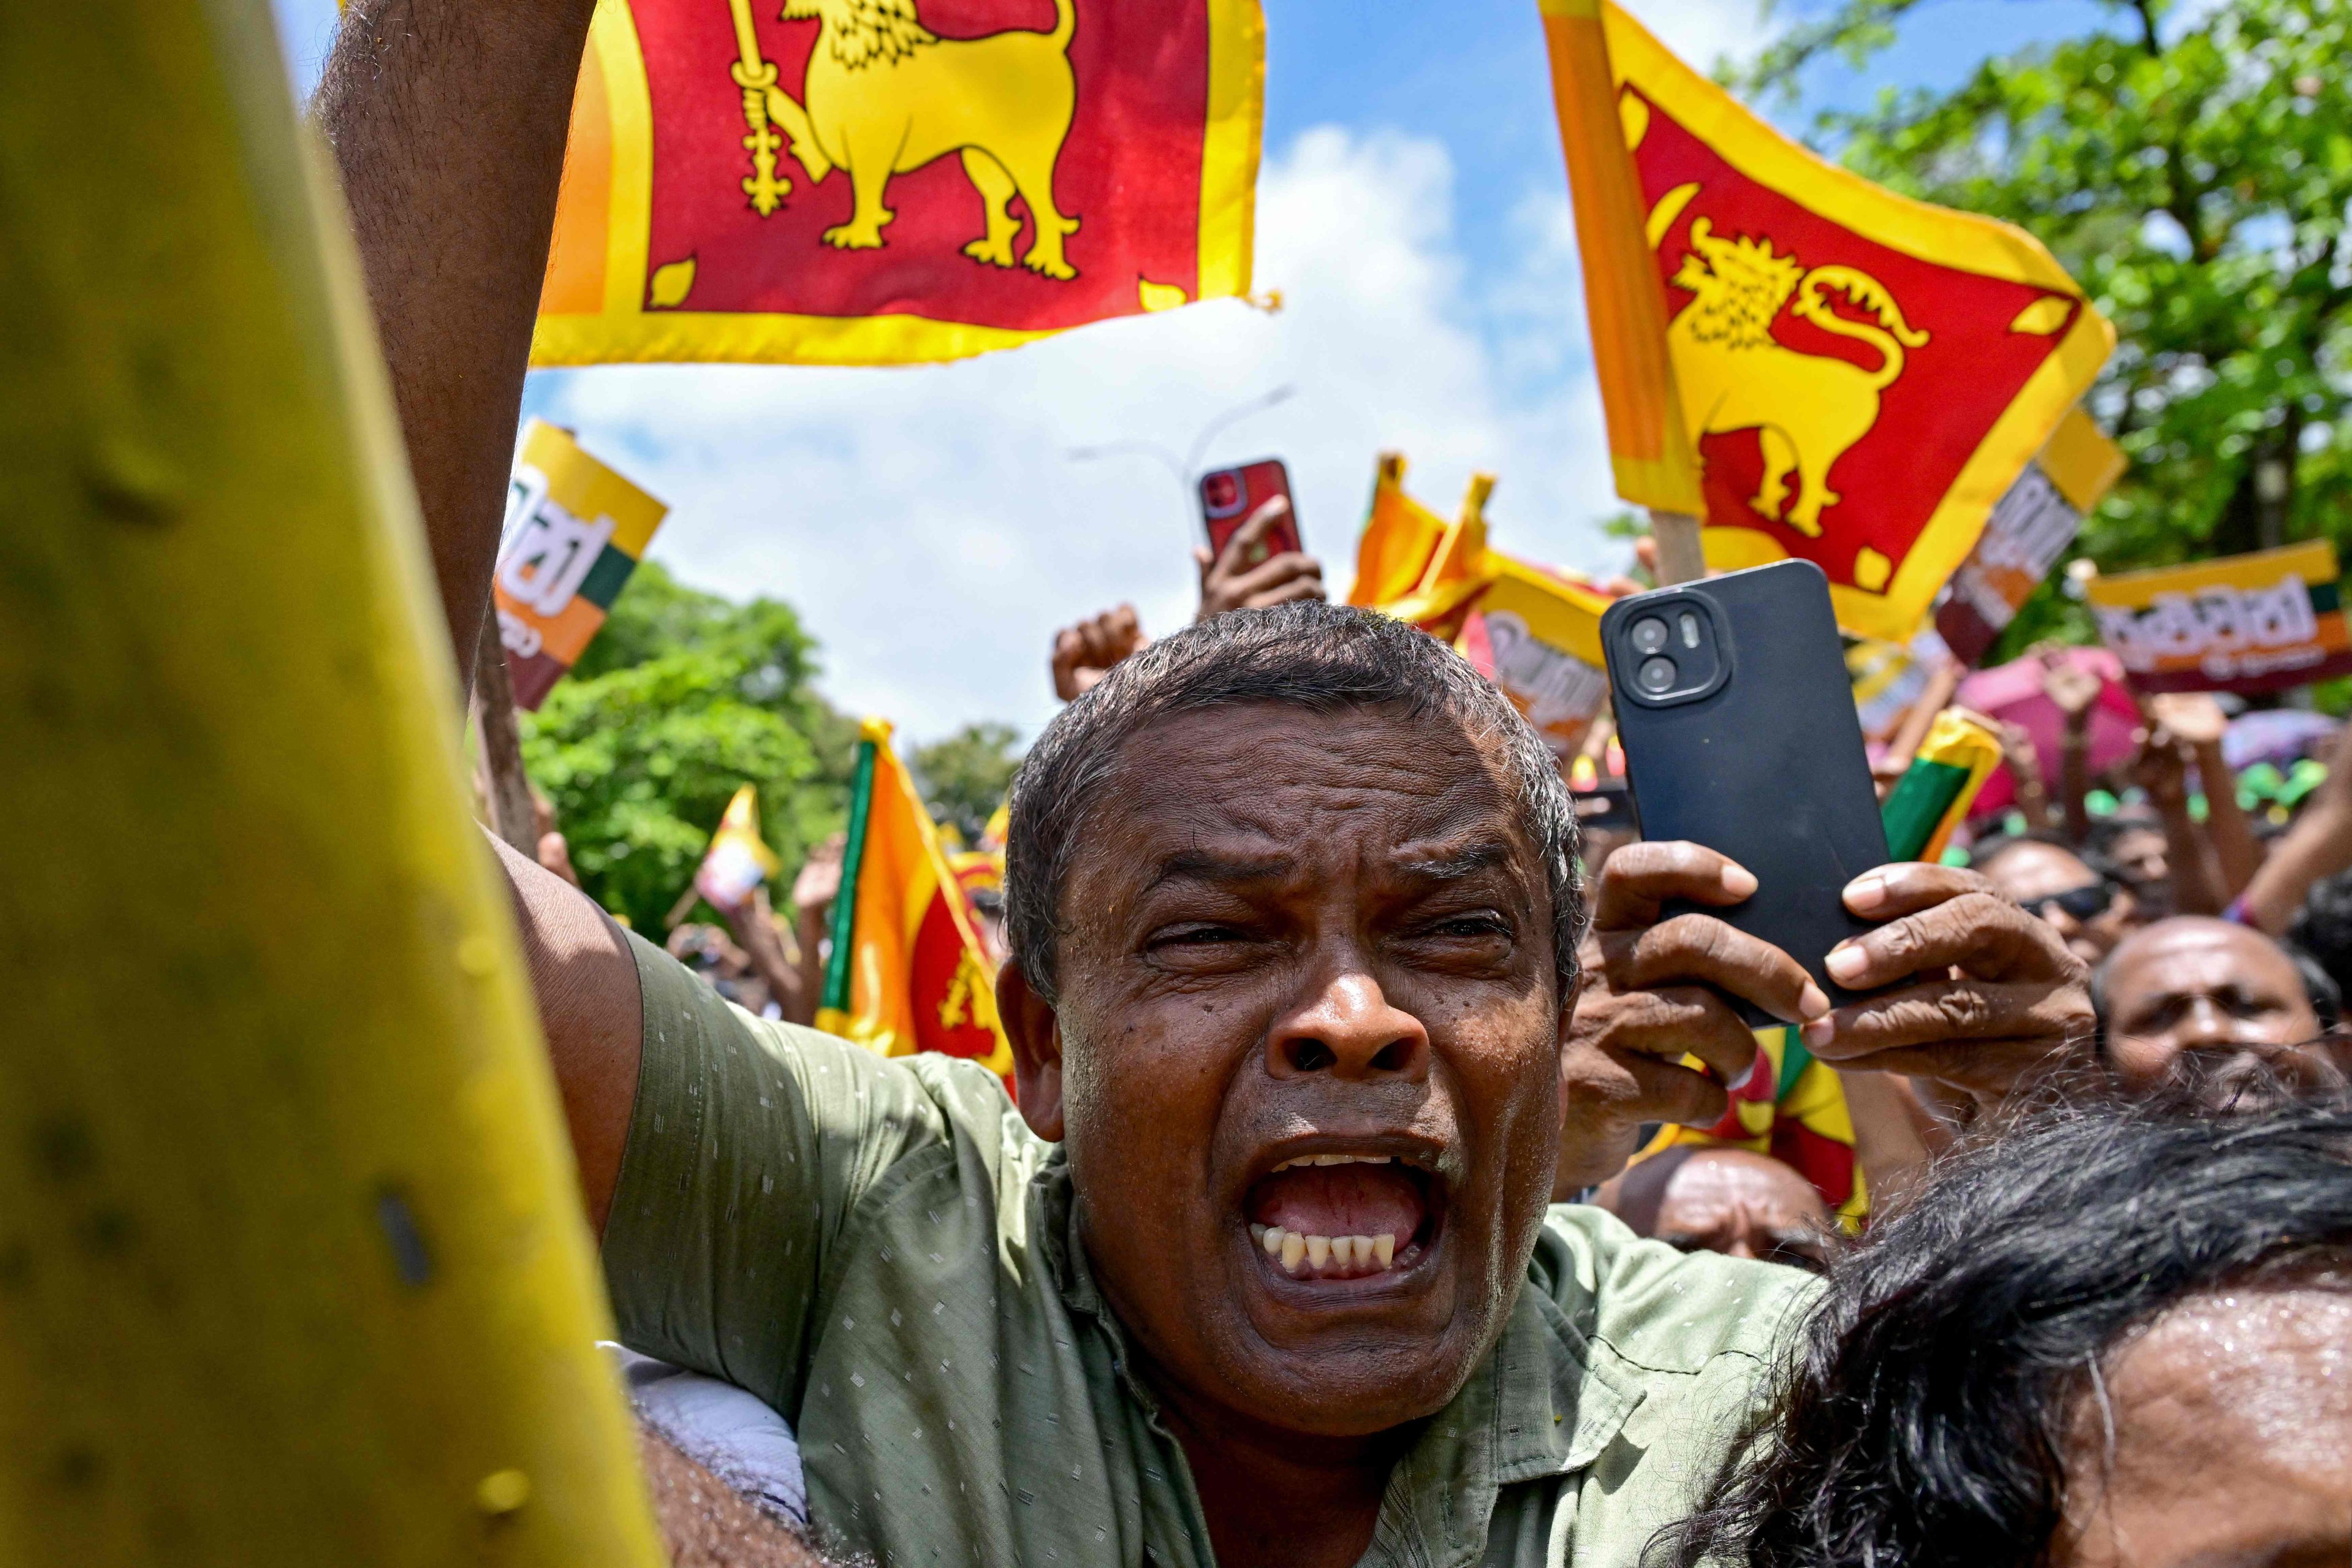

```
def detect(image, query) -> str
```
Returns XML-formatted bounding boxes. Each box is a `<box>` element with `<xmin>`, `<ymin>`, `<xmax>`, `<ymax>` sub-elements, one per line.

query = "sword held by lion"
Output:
<box><xmin>724</xmin><ymin>0</ymin><xmax>1083</xmax><ymax>280</ymax></box>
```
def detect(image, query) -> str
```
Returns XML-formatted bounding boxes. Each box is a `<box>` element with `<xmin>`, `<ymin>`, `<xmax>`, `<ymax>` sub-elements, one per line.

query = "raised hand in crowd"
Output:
<box><xmin>1995</xmin><ymin>720</ymin><xmax>2054</xmax><ymax>831</ymax></box>
<box><xmin>1194</xmin><ymin>494</ymin><xmax>1324</xmax><ymax>619</ymax></box>
<box><xmin>1049</xmin><ymin>603</ymin><xmax>1147</xmax><ymax>701</ymax></box>
<box><xmin>2040</xmin><ymin>654</ymin><xmax>2103</xmax><ymax>845</ymax></box>
<box><xmin>714</xmin><ymin>885</ymin><xmax>809</xmax><ymax>1026</ymax></box>
<box><xmin>2234</xmin><ymin>727</ymin><xmax>2352</xmax><ymax>933</ymax></box>
<box><xmin>785</xmin><ymin>834</ymin><xmax>845</xmax><ymax>1021</ymax></box>
<box><xmin>2123</xmin><ymin>717</ymin><xmax>2226</xmax><ymax>916</ymax></box>
<box><xmin>2148</xmin><ymin>690</ymin><xmax>2261</xmax><ymax>894</ymax></box>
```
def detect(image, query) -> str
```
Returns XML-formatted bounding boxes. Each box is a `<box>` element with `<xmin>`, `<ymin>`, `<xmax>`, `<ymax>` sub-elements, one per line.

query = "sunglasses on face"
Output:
<box><xmin>2022</xmin><ymin>881</ymin><xmax>2118</xmax><ymax>922</ymax></box>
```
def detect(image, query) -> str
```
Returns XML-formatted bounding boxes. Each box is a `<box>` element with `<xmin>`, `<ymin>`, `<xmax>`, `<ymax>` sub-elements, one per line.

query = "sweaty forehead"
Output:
<box><xmin>2114</xmin><ymin>922</ymin><xmax>2299</xmax><ymax>1001</ymax></box>
<box><xmin>1079</xmin><ymin>704</ymin><xmax>1527</xmax><ymax>882</ymax></box>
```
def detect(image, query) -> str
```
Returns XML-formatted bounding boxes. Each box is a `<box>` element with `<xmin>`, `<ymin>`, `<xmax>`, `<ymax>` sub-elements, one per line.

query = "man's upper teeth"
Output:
<box><xmin>1272</xmin><ymin>1153</ymin><xmax>1393</xmax><ymax>1172</ymax></box>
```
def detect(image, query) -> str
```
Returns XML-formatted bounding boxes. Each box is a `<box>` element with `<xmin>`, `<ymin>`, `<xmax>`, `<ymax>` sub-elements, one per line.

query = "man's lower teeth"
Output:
<box><xmin>1248</xmin><ymin>1225</ymin><xmax>1399</xmax><ymax>1273</ymax></box>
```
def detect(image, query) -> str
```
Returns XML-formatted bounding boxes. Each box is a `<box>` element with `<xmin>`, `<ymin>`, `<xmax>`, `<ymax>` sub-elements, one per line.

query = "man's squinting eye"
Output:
<box><xmin>1422</xmin><ymin>910</ymin><xmax>1513</xmax><ymax>940</ymax></box>
<box><xmin>1145</xmin><ymin>921</ymin><xmax>1256</xmax><ymax>952</ymax></box>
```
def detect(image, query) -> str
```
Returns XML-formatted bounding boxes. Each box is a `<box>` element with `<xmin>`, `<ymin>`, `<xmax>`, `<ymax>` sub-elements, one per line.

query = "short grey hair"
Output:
<box><xmin>1005</xmin><ymin>601</ymin><xmax>1584</xmax><ymax>1006</ymax></box>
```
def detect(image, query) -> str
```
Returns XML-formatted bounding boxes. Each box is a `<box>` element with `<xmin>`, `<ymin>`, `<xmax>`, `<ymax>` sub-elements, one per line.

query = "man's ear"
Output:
<box><xmin>997</xmin><ymin>959</ymin><xmax>1065</xmax><ymax>1142</ymax></box>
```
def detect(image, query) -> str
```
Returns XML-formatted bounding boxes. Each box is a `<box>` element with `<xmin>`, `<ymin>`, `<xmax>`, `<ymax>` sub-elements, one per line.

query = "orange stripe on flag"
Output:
<box><xmin>1539</xmin><ymin>0</ymin><xmax>1706</xmax><ymax>515</ymax></box>
<box><xmin>539</xmin><ymin>34</ymin><xmax>611</xmax><ymax>317</ymax></box>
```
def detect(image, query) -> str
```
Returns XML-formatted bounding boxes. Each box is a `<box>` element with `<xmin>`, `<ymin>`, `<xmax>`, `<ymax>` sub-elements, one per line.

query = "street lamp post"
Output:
<box><xmin>1067</xmin><ymin>384</ymin><xmax>1297</xmax><ymax>539</ymax></box>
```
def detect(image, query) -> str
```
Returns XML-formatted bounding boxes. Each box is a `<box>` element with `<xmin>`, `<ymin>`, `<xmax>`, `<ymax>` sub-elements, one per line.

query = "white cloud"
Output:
<box><xmin>536</xmin><ymin>125</ymin><xmax>1627</xmax><ymax>745</ymax></box>
<box><xmin>1617</xmin><ymin>0</ymin><xmax>1781</xmax><ymax>74</ymax></box>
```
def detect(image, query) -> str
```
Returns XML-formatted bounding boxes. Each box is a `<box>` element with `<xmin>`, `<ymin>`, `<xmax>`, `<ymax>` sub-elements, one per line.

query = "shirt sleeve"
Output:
<box><xmin>600</xmin><ymin>928</ymin><xmax>968</xmax><ymax>1415</ymax></box>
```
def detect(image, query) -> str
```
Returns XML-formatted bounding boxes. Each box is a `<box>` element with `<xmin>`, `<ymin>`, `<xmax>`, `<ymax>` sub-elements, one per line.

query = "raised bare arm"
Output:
<box><xmin>314</xmin><ymin>0</ymin><xmax>596</xmax><ymax>690</ymax></box>
<box><xmin>317</xmin><ymin>2</ymin><xmax>640</xmax><ymax>1227</ymax></box>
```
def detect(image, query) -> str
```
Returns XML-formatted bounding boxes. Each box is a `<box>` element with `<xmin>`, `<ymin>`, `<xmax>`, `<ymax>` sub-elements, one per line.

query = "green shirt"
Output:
<box><xmin>605</xmin><ymin>932</ymin><xmax>1816</xmax><ymax>1567</ymax></box>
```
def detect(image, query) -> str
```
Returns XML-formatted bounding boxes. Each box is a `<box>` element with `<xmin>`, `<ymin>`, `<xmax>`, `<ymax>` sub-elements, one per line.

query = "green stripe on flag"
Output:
<box><xmin>576</xmin><ymin>542</ymin><xmax>638</xmax><ymax>611</ymax></box>
<box><xmin>1880</xmin><ymin>758</ymin><xmax>1970</xmax><ymax>863</ymax></box>
<box><xmin>821</xmin><ymin>737</ymin><xmax>878</xmax><ymax>1015</ymax></box>
<box><xmin>2308</xmin><ymin>578</ymin><xmax>2341</xmax><ymax>616</ymax></box>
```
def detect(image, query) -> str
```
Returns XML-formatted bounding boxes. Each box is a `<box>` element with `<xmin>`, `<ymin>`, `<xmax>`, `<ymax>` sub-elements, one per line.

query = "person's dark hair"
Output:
<box><xmin>1004</xmin><ymin>601</ymin><xmax>1582</xmax><ymax>1006</ymax></box>
<box><xmin>2083</xmin><ymin>812</ymin><xmax>2156</xmax><ymax>860</ymax></box>
<box><xmin>2288</xmin><ymin>867</ymin><xmax>2352</xmax><ymax>1003</ymax></box>
<box><xmin>1650</xmin><ymin>1100</ymin><xmax>2352</xmax><ymax>1568</ymax></box>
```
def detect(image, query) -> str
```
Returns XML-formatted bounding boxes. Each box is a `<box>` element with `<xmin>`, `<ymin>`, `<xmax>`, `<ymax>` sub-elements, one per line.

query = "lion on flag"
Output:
<box><xmin>732</xmin><ymin>0</ymin><xmax>1083</xmax><ymax>277</ymax></box>
<box><xmin>1667</xmin><ymin>215</ymin><xmax>1929</xmax><ymax>539</ymax></box>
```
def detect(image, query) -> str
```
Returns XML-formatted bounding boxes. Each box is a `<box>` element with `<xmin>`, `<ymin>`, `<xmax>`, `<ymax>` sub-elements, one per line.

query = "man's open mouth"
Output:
<box><xmin>1242</xmin><ymin>1151</ymin><xmax>1441</xmax><ymax>1281</ymax></box>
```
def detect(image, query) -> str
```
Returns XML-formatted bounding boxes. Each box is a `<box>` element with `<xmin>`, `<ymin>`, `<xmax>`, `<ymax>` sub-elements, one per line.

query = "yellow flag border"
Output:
<box><xmin>530</xmin><ymin>0</ymin><xmax>1264</xmax><ymax>368</ymax></box>
<box><xmin>1600</xmin><ymin>2</ymin><xmax>2116</xmax><ymax>642</ymax></box>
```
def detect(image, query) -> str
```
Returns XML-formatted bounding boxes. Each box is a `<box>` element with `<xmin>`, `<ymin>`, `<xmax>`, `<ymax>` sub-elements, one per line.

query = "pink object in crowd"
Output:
<box><xmin>1956</xmin><ymin>648</ymin><xmax>2141</xmax><ymax>818</ymax></box>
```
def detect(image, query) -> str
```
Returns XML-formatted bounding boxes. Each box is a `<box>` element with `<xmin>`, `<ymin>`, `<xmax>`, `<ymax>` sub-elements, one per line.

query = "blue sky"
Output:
<box><xmin>270</xmin><ymin>0</ymin><xmax>2117</xmax><ymax>740</ymax></box>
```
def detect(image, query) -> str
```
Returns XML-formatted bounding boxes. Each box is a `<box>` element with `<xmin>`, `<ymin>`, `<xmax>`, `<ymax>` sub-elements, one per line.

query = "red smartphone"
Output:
<box><xmin>1198</xmin><ymin>458</ymin><xmax>1303</xmax><ymax>567</ymax></box>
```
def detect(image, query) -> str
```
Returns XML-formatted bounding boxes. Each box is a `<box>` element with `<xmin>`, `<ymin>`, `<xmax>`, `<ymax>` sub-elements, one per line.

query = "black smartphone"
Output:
<box><xmin>1600</xmin><ymin>560</ymin><xmax>1888</xmax><ymax>1025</ymax></box>
<box><xmin>1198</xmin><ymin>459</ymin><xmax>1303</xmax><ymax>565</ymax></box>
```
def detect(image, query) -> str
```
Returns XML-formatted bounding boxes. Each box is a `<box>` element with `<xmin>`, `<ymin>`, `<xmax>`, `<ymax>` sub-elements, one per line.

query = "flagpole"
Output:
<box><xmin>1647</xmin><ymin>508</ymin><xmax>1706</xmax><ymax>586</ymax></box>
<box><xmin>472</xmin><ymin>608</ymin><xmax>539</xmax><ymax>852</ymax></box>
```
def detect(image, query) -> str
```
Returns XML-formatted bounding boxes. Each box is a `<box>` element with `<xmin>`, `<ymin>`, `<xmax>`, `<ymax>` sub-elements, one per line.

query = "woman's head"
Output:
<box><xmin>1655</xmin><ymin>1102</ymin><xmax>2352</xmax><ymax>1568</ymax></box>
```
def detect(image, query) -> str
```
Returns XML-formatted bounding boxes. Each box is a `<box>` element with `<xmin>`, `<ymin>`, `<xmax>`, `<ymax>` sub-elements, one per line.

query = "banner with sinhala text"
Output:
<box><xmin>2087</xmin><ymin>541</ymin><xmax>2352</xmax><ymax>696</ymax></box>
<box><xmin>532</xmin><ymin>0</ymin><xmax>1264</xmax><ymax>366</ymax></box>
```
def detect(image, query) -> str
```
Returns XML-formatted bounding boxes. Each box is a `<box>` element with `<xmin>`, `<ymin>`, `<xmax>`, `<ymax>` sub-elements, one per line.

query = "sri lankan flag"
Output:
<box><xmin>1346</xmin><ymin>453</ymin><xmax>1496</xmax><ymax>638</ymax></box>
<box><xmin>1540</xmin><ymin>0</ymin><xmax>2114</xmax><ymax>640</ymax></box>
<box><xmin>816</xmin><ymin>719</ymin><xmax>1012</xmax><ymax>1082</ymax></box>
<box><xmin>1638</xmin><ymin>1027</ymin><xmax>1871</xmax><ymax>1230</ymax></box>
<box><xmin>532</xmin><ymin>0</ymin><xmax>1264</xmax><ymax>366</ymax></box>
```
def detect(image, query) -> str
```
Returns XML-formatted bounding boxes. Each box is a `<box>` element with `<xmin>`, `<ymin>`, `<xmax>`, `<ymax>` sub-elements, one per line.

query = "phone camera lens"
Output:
<box><xmin>1629</xmin><ymin>616</ymin><xmax>1670</xmax><ymax>655</ymax></box>
<box><xmin>1637</xmin><ymin>656</ymin><xmax>1678</xmax><ymax>694</ymax></box>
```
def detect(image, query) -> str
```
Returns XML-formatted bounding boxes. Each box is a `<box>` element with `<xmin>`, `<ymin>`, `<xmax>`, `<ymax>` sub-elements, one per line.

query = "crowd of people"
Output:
<box><xmin>311</xmin><ymin>5</ymin><xmax>2350</xmax><ymax>1565</ymax></box>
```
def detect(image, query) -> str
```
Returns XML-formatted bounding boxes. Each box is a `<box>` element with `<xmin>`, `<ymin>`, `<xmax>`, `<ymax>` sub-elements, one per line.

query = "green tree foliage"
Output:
<box><xmin>520</xmin><ymin>561</ymin><xmax>859</xmax><ymax>929</ymax></box>
<box><xmin>1746</xmin><ymin>0</ymin><xmax>2352</xmax><ymax>656</ymax></box>
<box><xmin>911</xmin><ymin>722</ymin><xmax>1025</xmax><ymax>845</ymax></box>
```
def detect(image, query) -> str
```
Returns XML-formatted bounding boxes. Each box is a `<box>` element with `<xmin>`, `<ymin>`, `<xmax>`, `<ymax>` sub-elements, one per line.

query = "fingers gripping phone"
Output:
<box><xmin>1199</xmin><ymin>459</ymin><xmax>1303</xmax><ymax>565</ymax></box>
<box><xmin>1601</xmin><ymin>561</ymin><xmax>1890</xmax><ymax>1026</ymax></box>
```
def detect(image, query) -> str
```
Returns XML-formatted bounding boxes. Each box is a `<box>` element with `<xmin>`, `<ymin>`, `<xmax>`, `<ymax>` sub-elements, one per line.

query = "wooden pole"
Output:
<box><xmin>1647</xmin><ymin>508</ymin><xmax>1707</xmax><ymax>586</ymax></box>
<box><xmin>0</xmin><ymin>4</ymin><xmax>663</xmax><ymax>1563</ymax></box>
<box><xmin>473</xmin><ymin>610</ymin><xmax>541</xmax><ymax>853</ymax></box>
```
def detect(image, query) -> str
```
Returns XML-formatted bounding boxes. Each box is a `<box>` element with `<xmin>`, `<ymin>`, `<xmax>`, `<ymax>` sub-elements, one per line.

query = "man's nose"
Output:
<box><xmin>2172</xmin><ymin>995</ymin><xmax>2239</xmax><ymax>1051</ymax></box>
<box><xmin>1266</xmin><ymin>968</ymin><xmax>1431</xmax><ymax>1082</ymax></box>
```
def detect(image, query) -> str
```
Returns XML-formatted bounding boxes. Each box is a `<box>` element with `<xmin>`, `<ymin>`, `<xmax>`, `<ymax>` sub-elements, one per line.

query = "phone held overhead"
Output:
<box><xmin>1601</xmin><ymin>561</ymin><xmax>1891</xmax><ymax>1025</ymax></box>
<box><xmin>1199</xmin><ymin>459</ymin><xmax>1303</xmax><ymax>564</ymax></box>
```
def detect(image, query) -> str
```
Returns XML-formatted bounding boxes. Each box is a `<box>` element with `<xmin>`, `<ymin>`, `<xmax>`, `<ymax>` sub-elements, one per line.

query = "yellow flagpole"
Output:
<box><xmin>0</xmin><ymin>3</ymin><xmax>663</xmax><ymax>1563</ymax></box>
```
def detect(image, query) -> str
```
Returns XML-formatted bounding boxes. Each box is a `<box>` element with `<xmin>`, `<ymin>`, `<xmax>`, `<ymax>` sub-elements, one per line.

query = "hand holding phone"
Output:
<box><xmin>1601</xmin><ymin>561</ymin><xmax>1890</xmax><ymax>1022</ymax></box>
<box><xmin>1563</xmin><ymin>563</ymin><xmax>2094</xmax><ymax>1148</ymax></box>
<box><xmin>1196</xmin><ymin>459</ymin><xmax>1322</xmax><ymax>620</ymax></box>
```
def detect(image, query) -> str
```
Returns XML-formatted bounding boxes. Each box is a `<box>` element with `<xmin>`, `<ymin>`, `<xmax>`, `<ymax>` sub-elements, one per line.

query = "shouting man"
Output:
<box><xmin>316</xmin><ymin>7</ymin><xmax>2095</xmax><ymax>1563</ymax></box>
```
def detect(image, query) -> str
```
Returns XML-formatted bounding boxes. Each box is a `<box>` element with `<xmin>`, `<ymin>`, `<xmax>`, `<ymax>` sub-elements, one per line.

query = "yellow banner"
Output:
<box><xmin>2087</xmin><ymin>541</ymin><xmax>2352</xmax><ymax>695</ymax></box>
<box><xmin>1460</xmin><ymin>555</ymin><xmax>1617</xmax><ymax>757</ymax></box>
<box><xmin>494</xmin><ymin>419</ymin><xmax>669</xmax><ymax>707</ymax></box>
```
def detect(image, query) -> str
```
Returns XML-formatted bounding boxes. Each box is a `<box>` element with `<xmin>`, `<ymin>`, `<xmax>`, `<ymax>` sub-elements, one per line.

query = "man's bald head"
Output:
<box><xmin>2096</xmin><ymin>917</ymin><xmax>2349</xmax><ymax>1110</ymax></box>
<box><xmin>1597</xmin><ymin>1146</ymin><xmax>1833</xmax><ymax>1272</ymax></box>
